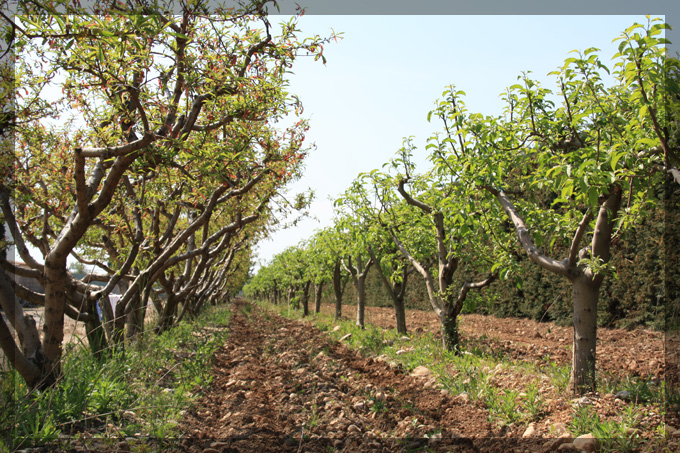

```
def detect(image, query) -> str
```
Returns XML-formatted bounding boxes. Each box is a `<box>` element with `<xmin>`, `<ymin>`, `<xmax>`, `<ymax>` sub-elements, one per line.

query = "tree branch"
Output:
<box><xmin>568</xmin><ymin>209</ymin><xmax>593</xmax><ymax>268</ymax></box>
<box><xmin>484</xmin><ymin>185</ymin><xmax>570</xmax><ymax>278</ymax></box>
<box><xmin>397</xmin><ymin>178</ymin><xmax>433</xmax><ymax>214</ymax></box>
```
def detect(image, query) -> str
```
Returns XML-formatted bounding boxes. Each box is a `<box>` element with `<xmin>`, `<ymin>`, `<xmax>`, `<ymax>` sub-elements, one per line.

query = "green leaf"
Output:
<box><xmin>561</xmin><ymin>182</ymin><xmax>573</xmax><ymax>200</ymax></box>
<box><xmin>168</xmin><ymin>31</ymin><xmax>191</xmax><ymax>41</ymax></box>
<box><xmin>588</xmin><ymin>188</ymin><xmax>600</xmax><ymax>207</ymax></box>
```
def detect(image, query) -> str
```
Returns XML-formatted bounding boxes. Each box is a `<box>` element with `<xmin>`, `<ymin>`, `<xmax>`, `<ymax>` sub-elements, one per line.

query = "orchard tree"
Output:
<box><xmin>333</xmin><ymin>214</ymin><xmax>374</xmax><ymax>329</ymax></box>
<box><xmin>336</xmin><ymin>174</ymin><xmax>412</xmax><ymax>334</ymax></box>
<box><xmin>377</xmin><ymin>146</ymin><xmax>504</xmax><ymax>351</ymax></box>
<box><xmin>447</xmin><ymin>18</ymin><xmax>678</xmax><ymax>393</ymax></box>
<box><xmin>0</xmin><ymin>0</ymin><xmax>335</xmax><ymax>388</ymax></box>
<box><xmin>313</xmin><ymin>225</ymin><xmax>350</xmax><ymax>321</ymax></box>
<box><xmin>306</xmin><ymin>231</ymin><xmax>335</xmax><ymax>313</ymax></box>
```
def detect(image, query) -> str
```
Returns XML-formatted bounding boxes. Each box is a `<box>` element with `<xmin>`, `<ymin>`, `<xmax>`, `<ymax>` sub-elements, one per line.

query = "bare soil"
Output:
<box><xmin>179</xmin><ymin>301</ymin><xmax>671</xmax><ymax>452</ymax></box>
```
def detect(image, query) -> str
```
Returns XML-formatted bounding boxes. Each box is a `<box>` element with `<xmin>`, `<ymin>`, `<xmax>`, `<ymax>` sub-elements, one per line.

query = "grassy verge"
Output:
<box><xmin>0</xmin><ymin>303</ymin><xmax>232</xmax><ymax>451</ymax></box>
<box><xmin>257</xmin><ymin>299</ymin><xmax>665</xmax><ymax>452</ymax></box>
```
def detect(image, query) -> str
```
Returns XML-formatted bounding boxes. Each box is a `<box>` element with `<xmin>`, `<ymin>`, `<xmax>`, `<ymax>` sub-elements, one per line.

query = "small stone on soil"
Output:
<box><xmin>615</xmin><ymin>390</ymin><xmax>632</xmax><ymax>401</ymax></box>
<box><xmin>347</xmin><ymin>424</ymin><xmax>361</xmax><ymax>433</ymax></box>
<box><xmin>411</xmin><ymin>365</ymin><xmax>432</xmax><ymax>377</ymax></box>
<box><xmin>573</xmin><ymin>433</ymin><xmax>600</xmax><ymax>452</ymax></box>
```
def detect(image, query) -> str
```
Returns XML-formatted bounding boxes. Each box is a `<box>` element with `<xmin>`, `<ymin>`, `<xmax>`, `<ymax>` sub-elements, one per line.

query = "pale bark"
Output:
<box><xmin>571</xmin><ymin>276</ymin><xmax>599</xmax><ymax>394</ymax></box>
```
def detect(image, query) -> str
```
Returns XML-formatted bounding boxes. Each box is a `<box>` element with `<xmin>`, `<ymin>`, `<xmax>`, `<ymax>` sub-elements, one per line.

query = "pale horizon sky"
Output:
<box><xmin>253</xmin><ymin>14</ymin><xmax>655</xmax><ymax>270</ymax></box>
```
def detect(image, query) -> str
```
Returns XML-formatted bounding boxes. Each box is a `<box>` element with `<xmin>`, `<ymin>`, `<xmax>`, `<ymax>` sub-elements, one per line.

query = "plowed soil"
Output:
<box><xmin>320</xmin><ymin>304</ymin><xmax>665</xmax><ymax>379</ymax></box>
<box><xmin>179</xmin><ymin>300</ymin><xmax>669</xmax><ymax>452</ymax></box>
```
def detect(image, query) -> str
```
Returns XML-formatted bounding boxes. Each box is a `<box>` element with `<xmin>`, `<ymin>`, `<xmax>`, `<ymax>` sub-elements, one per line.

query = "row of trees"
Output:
<box><xmin>246</xmin><ymin>18</ymin><xmax>679</xmax><ymax>395</ymax></box>
<box><xmin>0</xmin><ymin>0</ymin><xmax>336</xmax><ymax>389</ymax></box>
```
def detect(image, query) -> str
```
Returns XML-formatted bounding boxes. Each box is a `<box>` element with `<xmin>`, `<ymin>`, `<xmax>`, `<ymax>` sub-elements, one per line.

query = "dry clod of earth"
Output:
<box><xmin>542</xmin><ymin>435</ymin><xmax>573</xmax><ymax>452</ymax></box>
<box><xmin>410</xmin><ymin>365</ymin><xmax>432</xmax><ymax>377</ymax></box>
<box><xmin>557</xmin><ymin>443</ymin><xmax>581</xmax><ymax>452</ymax></box>
<box><xmin>573</xmin><ymin>433</ymin><xmax>600</xmax><ymax>452</ymax></box>
<box><xmin>666</xmin><ymin>424</ymin><xmax>678</xmax><ymax>437</ymax></box>
<box><xmin>522</xmin><ymin>423</ymin><xmax>535</xmax><ymax>438</ymax></box>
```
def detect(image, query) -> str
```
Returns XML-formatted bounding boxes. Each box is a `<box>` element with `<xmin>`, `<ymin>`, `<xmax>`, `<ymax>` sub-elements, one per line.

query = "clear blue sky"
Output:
<box><xmin>253</xmin><ymin>15</ymin><xmax>655</xmax><ymax>269</ymax></box>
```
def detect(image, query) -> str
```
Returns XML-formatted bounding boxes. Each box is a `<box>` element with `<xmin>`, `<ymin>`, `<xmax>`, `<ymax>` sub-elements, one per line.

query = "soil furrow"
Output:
<box><xmin>180</xmin><ymin>301</ymin><xmax>541</xmax><ymax>452</ymax></box>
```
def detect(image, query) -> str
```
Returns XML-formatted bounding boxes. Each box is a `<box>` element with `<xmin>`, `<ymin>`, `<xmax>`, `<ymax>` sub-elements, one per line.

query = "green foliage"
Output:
<box><xmin>568</xmin><ymin>405</ymin><xmax>646</xmax><ymax>452</ymax></box>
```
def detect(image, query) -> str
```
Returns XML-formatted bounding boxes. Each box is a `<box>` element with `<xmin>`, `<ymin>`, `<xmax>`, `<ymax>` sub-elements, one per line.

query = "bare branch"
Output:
<box><xmin>484</xmin><ymin>186</ymin><xmax>570</xmax><ymax>278</ymax></box>
<box><xmin>388</xmin><ymin>231</ymin><xmax>442</xmax><ymax>317</ymax></box>
<box><xmin>0</xmin><ymin>188</ymin><xmax>44</xmax><ymax>271</ymax></box>
<box><xmin>568</xmin><ymin>209</ymin><xmax>593</xmax><ymax>268</ymax></box>
<box><xmin>397</xmin><ymin>178</ymin><xmax>432</xmax><ymax>214</ymax></box>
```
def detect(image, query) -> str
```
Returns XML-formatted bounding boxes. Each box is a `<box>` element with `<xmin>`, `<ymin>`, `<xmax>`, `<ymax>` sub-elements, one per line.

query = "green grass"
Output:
<box><xmin>0</xmin><ymin>303</ymin><xmax>232</xmax><ymax>451</ymax></box>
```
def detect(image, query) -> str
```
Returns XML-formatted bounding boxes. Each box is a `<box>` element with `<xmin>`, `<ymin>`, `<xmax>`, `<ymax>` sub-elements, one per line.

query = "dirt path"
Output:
<box><xmin>179</xmin><ymin>301</ymin><xmax>545</xmax><ymax>452</ymax></box>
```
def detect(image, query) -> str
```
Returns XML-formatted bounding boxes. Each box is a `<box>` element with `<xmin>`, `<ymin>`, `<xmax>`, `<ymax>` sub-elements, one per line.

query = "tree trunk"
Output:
<box><xmin>0</xmin><ymin>268</ymin><xmax>42</xmax><ymax>387</ymax></box>
<box><xmin>287</xmin><ymin>287</ymin><xmax>297</xmax><ymax>309</ymax></box>
<box><xmin>156</xmin><ymin>293</ymin><xmax>178</xmax><ymax>334</ymax></box>
<box><xmin>368</xmin><ymin>246</ymin><xmax>409</xmax><ymax>335</ymax></box>
<box><xmin>343</xmin><ymin>255</ymin><xmax>372</xmax><ymax>329</ymax></box>
<box><xmin>333</xmin><ymin>261</ymin><xmax>343</xmax><ymax>321</ymax></box>
<box><xmin>394</xmin><ymin>293</ymin><xmax>407</xmax><ymax>335</ymax></box>
<box><xmin>125</xmin><ymin>295</ymin><xmax>142</xmax><ymax>340</ymax></box>
<box><xmin>355</xmin><ymin>274</ymin><xmax>366</xmax><ymax>328</ymax></box>
<box><xmin>570</xmin><ymin>275</ymin><xmax>600</xmax><ymax>394</ymax></box>
<box><xmin>314</xmin><ymin>281</ymin><xmax>324</xmax><ymax>314</ymax></box>
<box><xmin>441</xmin><ymin>309</ymin><xmax>459</xmax><ymax>352</ymax></box>
<box><xmin>300</xmin><ymin>281</ymin><xmax>311</xmax><ymax>317</ymax></box>
<box><xmin>42</xmin><ymin>256</ymin><xmax>69</xmax><ymax>386</ymax></box>
<box><xmin>85</xmin><ymin>297</ymin><xmax>108</xmax><ymax>360</ymax></box>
